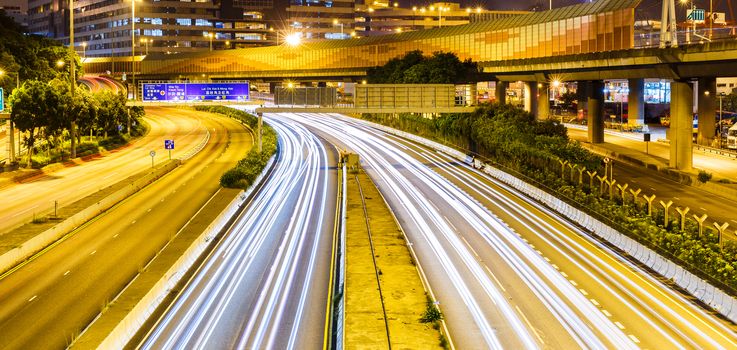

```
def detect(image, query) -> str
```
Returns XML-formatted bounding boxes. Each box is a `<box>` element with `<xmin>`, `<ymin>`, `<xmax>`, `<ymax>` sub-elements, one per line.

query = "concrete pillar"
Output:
<box><xmin>467</xmin><ymin>83</ymin><xmax>478</xmax><ymax>106</ymax></box>
<box><xmin>697</xmin><ymin>77</ymin><xmax>716</xmax><ymax>146</ymax></box>
<box><xmin>670</xmin><ymin>80</ymin><xmax>693</xmax><ymax>170</ymax></box>
<box><xmin>495</xmin><ymin>81</ymin><xmax>508</xmax><ymax>104</ymax></box>
<box><xmin>627</xmin><ymin>78</ymin><xmax>645</xmax><ymax>125</ymax></box>
<box><xmin>523</xmin><ymin>82</ymin><xmax>537</xmax><ymax>113</ymax></box>
<box><xmin>537</xmin><ymin>82</ymin><xmax>549</xmax><ymax>120</ymax></box>
<box><xmin>587</xmin><ymin>81</ymin><xmax>605</xmax><ymax>144</ymax></box>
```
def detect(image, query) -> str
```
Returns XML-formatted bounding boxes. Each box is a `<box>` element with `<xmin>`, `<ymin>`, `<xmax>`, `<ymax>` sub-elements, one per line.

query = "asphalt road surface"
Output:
<box><xmin>0</xmin><ymin>109</ymin><xmax>250</xmax><ymax>349</ymax></box>
<box><xmin>139</xmin><ymin>116</ymin><xmax>337</xmax><ymax>350</ymax></box>
<box><xmin>568</xmin><ymin>127</ymin><xmax>737</xmax><ymax>231</ymax></box>
<box><xmin>289</xmin><ymin>112</ymin><xmax>737</xmax><ymax>350</ymax></box>
<box><xmin>0</xmin><ymin>107</ymin><xmax>212</xmax><ymax>234</ymax></box>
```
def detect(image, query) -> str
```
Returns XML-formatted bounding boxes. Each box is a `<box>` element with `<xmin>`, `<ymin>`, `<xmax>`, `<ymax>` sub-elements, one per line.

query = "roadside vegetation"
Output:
<box><xmin>193</xmin><ymin>106</ymin><xmax>277</xmax><ymax>189</ymax></box>
<box><xmin>1</xmin><ymin>12</ymin><xmax>143</xmax><ymax>168</ymax></box>
<box><xmin>359</xmin><ymin>51</ymin><xmax>737</xmax><ymax>295</ymax></box>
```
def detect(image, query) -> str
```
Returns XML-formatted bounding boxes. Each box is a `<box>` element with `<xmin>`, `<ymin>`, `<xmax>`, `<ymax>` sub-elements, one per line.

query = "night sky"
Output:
<box><xmin>401</xmin><ymin>0</ymin><xmax>737</xmax><ymax>22</ymax></box>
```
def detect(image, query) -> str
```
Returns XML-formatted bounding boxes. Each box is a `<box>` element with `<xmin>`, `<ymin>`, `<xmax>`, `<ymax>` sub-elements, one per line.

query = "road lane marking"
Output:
<box><xmin>673</xmin><ymin>197</ymin><xmax>680</xmax><ymax>200</ymax></box>
<box><xmin>90</xmin><ymin>250</ymin><xmax>96</xmax><ymax>255</ymax></box>
<box><xmin>590</xmin><ymin>299</ymin><xmax>599</xmax><ymax>306</ymax></box>
<box><xmin>561</xmin><ymin>272</ymin><xmax>568</xmax><ymax>278</ymax></box>
<box><xmin>102</xmin><ymin>172</ymin><xmax>118</xmax><ymax>180</ymax></box>
<box><xmin>484</xmin><ymin>265</ymin><xmax>507</xmax><ymax>293</ymax></box>
<box><xmin>28</xmin><ymin>295</ymin><xmax>37</xmax><ymax>302</ymax></box>
<box><xmin>131</xmin><ymin>220</ymin><xmax>136</xmax><ymax>224</ymax></box>
<box><xmin>700</xmin><ymin>207</ymin><xmax>708</xmax><ymax>212</ymax></box>
<box><xmin>579</xmin><ymin>288</ymin><xmax>588</xmax><ymax>296</ymax></box>
<box><xmin>551</xmin><ymin>264</ymin><xmax>559</xmax><ymax>270</ymax></box>
<box><xmin>570</xmin><ymin>280</ymin><xmax>577</xmax><ymax>286</ymax></box>
<box><xmin>628</xmin><ymin>335</ymin><xmax>640</xmax><ymax>343</ymax></box>
<box><xmin>461</xmin><ymin>236</ymin><xmax>479</xmax><ymax>257</ymax></box>
<box><xmin>161</xmin><ymin>198</ymin><xmax>165</xmax><ymax>202</ymax></box>
<box><xmin>543</xmin><ymin>257</ymin><xmax>551</xmax><ymax>262</ymax></box>
<box><xmin>602</xmin><ymin>309</ymin><xmax>612</xmax><ymax>317</ymax></box>
<box><xmin>64</xmin><ymin>270</ymin><xmax>70</xmax><ymax>276</ymax></box>
<box><xmin>12</xmin><ymin>205</ymin><xmax>38</xmax><ymax>218</ymax></box>
<box><xmin>615</xmin><ymin>321</ymin><xmax>625</xmax><ymax>330</ymax></box>
<box><xmin>113</xmin><ymin>234</ymin><xmax>118</xmax><ymax>238</ymax></box>
<box><xmin>650</xmin><ymin>187</ymin><xmax>656</xmax><ymax>191</ymax></box>
<box><xmin>147</xmin><ymin>208</ymin><xmax>152</xmax><ymax>213</ymax></box>
<box><xmin>516</xmin><ymin>305</ymin><xmax>545</xmax><ymax>345</ymax></box>
<box><xmin>444</xmin><ymin>216</ymin><xmax>458</xmax><ymax>232</ymax></box>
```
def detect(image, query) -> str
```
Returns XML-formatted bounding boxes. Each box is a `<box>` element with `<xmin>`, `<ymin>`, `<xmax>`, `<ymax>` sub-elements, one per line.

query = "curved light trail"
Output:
<box><xmin>139</xmin><ymin>116</ymin><xmax>336</xmax><ymax>350</ymax></box>
<box><xmin>283</xmin><ymin>112</ymin><xmax>737</xmax><ymax>350</ymax></box>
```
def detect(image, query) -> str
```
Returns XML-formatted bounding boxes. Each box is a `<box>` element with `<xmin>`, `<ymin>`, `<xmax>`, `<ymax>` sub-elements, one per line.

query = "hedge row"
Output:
<box><xmin>358</xmin><ymin>102</ymin><xmax>737</xmax><ymax>294</ymax></box>
<box><xmin>194</xmin><ymin>106</ymin><xmax>278</xmax><ymax>189</ymax></box>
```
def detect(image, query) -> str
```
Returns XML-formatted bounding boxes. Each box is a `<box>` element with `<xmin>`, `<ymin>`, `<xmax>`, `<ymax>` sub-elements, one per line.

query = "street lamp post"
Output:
<box><xmin>81</xmin><ymin>41</ymin><xmax>87</xmax><ymax>58</ymax></box>
<box><xmin>205</xmin><ymin>33</ymin><xmax>214</xmax><ymax>51</ymax></box>
<box><xmin>333</xmin><ymin>19</ymin><xmax>344</xmax><ymax>38</ymax></box>
<box><xmin>141</xmin><ymin>38</ymin><xmax>150</xmax><ymax>55</ymax></box>
<box><xmin>0</xmin><ymin>70</ymin><xmax>19</xmax><ymax>163</ymax></box>
<box><xmin>719</xmin><ymin>92</ymin><xmax>725</xmax><ymax>147</ymax></box>
<box><xmin>69</xmin><ymin>0</ymin><xmax>78</xmax><ymax>158</ymax></box>
<box><xmin>131</xmin><ymin>0</ymin><xmax>137</xmax><ymax>100</ymax></box>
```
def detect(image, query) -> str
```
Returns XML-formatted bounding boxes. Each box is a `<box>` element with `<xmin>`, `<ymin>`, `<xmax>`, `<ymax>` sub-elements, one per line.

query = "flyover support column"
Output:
<box><xmin>587</xmin><ymin>81</ymin><xmax>605</xmax><ymax>144</ymax></box>
<box><xmin>697</xmin><ymin>77</ymin><xmax>716</xmax><ymax>146</ymax></box>
<box><xmin>627</xmin><ymin>78</ymin><xmax>645</xmax><ymax>126</ymax></box>
<box><xmin>537</xmin><ymin>82</ymin><xmax>550</xmax><ymax>120</ymax></box>
<box><xmin>523</xmin><ymin>82</ymin><xmax>538</xmax><ymax>114</ymax></box>
<box><xmin>670</xmin><ymin>80</ymin><xmax>693</xmax><ymax>170</ymax></box>
<box><xmin>468</xmin><ymin>83</ymin><xmax>478</xmax><ymax>106</ymax></box>
<box><xmin>495</xmin><ymin>81</ymin><xmax>508</xmax><ymax>104</ymax></box>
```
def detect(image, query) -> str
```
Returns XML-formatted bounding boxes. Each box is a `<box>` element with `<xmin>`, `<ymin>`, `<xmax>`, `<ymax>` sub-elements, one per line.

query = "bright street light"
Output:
<box><xmin>285</xmin><ymin>32</ymin><xmax>302</xmax><ymax>46</ymax></box>
<box><xmin>81</xmin><ymin>42</ymin><xmax>87</xmax><ymax>58</ymax></box>
<box><xmin>333</xmin><ymin>18</ymin><xmax>344</xmax><ymax>38</ymax></box>
<box><xmin>204</xmin><ymin>32</ymin><xmax>214</xmax><ymax>51</ymax></box>
<box><xmin>56</xmin><ymin>59</ymin><xmax>65</xmax><ymax>67</ymax></box>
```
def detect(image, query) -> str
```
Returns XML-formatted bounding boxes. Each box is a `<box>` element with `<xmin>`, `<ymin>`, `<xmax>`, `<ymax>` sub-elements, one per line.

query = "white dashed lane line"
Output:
<box><xmin>63</xmin><ymin>270</ymin><xmax>70</xmax><ymax>276</ymax></box>
<box><xmin>28</xmin><ymin>295</ymin><xmax>37</xmax><ymax>302</ymax></box>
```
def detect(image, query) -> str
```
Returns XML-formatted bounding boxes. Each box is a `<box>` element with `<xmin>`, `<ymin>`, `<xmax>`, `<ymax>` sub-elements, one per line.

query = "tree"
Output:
<box><xmin>94</xmin><ymin>90</ymin><xmax>127</xmax><ymax>138</ymax></box>
<box><xmin>8</xmin><ymin>81</ymin><xmax>53</xmax><ymax>167</ymax></box>
<box><xmin>366</xmin><ymin>50</ymin><xmax>477</xmax><ymax>84</ymax></box>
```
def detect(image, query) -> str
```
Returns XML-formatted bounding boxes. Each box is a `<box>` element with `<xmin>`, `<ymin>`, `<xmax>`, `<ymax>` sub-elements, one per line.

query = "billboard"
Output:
<box><xmin>142</xmin><ymin>82</ymin><xmax>250</xmax><ymax>102</ymax></box>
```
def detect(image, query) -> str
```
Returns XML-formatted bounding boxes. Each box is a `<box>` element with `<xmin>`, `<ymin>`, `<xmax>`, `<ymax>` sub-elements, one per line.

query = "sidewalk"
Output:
<box><xmin>566</xmin><ymin>125</ymin><xmax>737</xmax><ymax>227</ymax></box>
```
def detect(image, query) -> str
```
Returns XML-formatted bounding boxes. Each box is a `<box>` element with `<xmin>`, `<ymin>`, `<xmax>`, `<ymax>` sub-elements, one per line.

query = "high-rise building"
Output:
<box><xmin>287</xmin><ymin>0</ymin><xmax>356</xmax><ymax>40</ymax></box>
<box><xmin>355</xmin><ymin>2</ymin><xmax>528</xmax><ymax>37</ymax></box>
<box><xmin>28</xmin><ymin>0</ymin><xmax>278</xmax><ymax>57</ymax></box>
<box><xmin>0</xmin><ymin>0</ymin><xmax>28</xmax><ymax>27</ymax></box>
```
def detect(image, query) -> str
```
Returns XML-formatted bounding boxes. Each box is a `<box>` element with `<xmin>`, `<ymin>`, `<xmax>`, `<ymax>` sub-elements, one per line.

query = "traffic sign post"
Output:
<box><xmin>150</xmin><ymin>150</ymin><xmax>156</xmax><ymax>168</ymax></box>
<box><xmin>164</xmin><ymin>139</ymin><xmax>174</xmax><ymax>160</ymax></box>
<box><xmin>0</xmin><ymin>87</ymin><xmax>4</xmax><ymax>112</ymax></box>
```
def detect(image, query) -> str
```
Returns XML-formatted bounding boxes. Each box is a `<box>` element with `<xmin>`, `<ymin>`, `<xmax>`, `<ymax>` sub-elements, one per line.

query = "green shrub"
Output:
<box><xmin>194</xmin><ymin>106</ymin><xmax>278</xmax><ymax>189</ymax></box>
<box><xmin>419</xmin><ymin>300</ymin><xmax>443</xmax><ymax>323</ymax></box>
<box><xmin>698</xmin><ymin>170</ymin><xmax>713</xmax><ymax>183</ymax></box>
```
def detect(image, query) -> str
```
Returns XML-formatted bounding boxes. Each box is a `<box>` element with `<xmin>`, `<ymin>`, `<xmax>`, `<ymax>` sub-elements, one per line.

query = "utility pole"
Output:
<box><xmin>69</xmin><ymin>0</ymin><xmax>77</xmax><ymax>158</ymax></box>
<box><xmin>661</xmin><ymin>0</ymin><xmax>678</xmax><ymax>48</ymax></box>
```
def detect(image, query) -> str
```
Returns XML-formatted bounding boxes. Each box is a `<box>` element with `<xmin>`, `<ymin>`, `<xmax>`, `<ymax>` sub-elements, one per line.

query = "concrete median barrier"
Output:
<box><xmin>81</xmin><ymin>156</ymin><xmax>275</xmax><ymax>349</ymax></box>
<box><xmin>0</xmin><ymin>160</ymin><xmax>181</xmax><ymax>275</ymax></box>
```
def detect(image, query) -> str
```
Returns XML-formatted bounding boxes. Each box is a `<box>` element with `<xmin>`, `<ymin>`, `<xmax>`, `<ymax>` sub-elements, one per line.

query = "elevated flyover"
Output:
<box><xmin>82</xmin><ymin>0</ymin><xmax>737</xmax><ymax>171</ymax></box>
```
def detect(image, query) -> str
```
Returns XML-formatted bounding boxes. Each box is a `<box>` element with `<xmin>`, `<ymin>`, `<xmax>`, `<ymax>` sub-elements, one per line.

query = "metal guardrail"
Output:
<box><xmin>694</xmin><ymin>144</ymin><xmax>737</xmax><ymax>159</ymax></box>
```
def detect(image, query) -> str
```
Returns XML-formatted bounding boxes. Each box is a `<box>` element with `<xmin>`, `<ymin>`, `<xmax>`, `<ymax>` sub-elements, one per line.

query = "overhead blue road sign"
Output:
<box><xmin>165</xmin><ymin>139</ymin><xmax>174</xmax><ymax>150</ymax></box>
<box><xmin>142</xmin><ymin>82</ymin><xmax>250</xmax><ymax>102</ymax></box>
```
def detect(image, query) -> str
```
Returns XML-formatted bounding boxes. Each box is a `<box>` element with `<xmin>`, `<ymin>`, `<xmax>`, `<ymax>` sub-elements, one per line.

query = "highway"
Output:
<box><xmin>139</xmin><ymin>116</ymin><xmax>337</xmax><ymax>349</ymax></box>
<box><xmin>0</xmin><ymin>107</ymin><xmax>209</xmax><ymax>234</ymax></box>
<box><xmin>567</xmin><ymin>127</ymin><xmax>737</xmax><ymax>227</ymax></box>
<box><xmin>0</xmin><ymin>109</ymin><xmax>250</xmax><ymax>349</ymax></box>
<box><xmin>286</xmin><ymin>112</ymin><xmax>737</xmax><ymax>349</ymax></box>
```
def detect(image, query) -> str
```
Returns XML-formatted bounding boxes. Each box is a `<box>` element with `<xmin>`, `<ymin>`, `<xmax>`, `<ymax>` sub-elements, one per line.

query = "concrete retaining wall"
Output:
<box><xmin>0</xmin><ymin>160</ymin><xmax>181</xmax><ymax>275</ymax></box>
<box><xmin>94</xmin><ymin>156</ymin><xmax>275</xmax><ymax>349</ymax></box>
<box><xmin>360</xmin><ymin>118</ymin><xmax>737</xmax><ymax>324</ymax></box>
